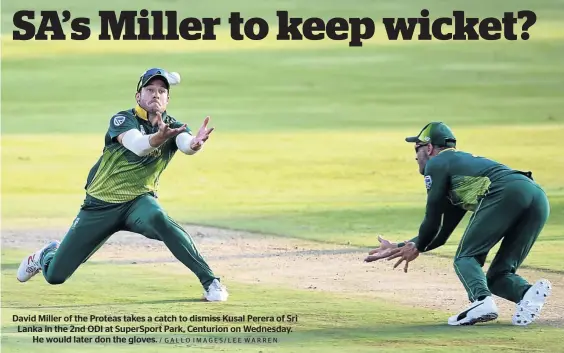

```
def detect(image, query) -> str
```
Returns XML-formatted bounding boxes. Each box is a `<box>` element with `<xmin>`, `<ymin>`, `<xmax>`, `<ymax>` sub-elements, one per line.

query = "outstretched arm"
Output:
<box><xmin>403</xmin><ymin>202</ymin><xmax>466</xmax><ymax>252</ymax></box>
<box><xmin>413</xmin><ymin>158</ymin><xmax>450</xmax><ymax>253</ymax></box>
<box><xmin>176</xmin><ymin>116</ymin><xmax>215</xmax><ymax>155</ymax></box>
<box><xmin>363</xmin><ymin>158</ymin><xmax>453</xmax><ymax>271</ymax></box>
<box><xmin>117</xmin><ymin>112</ymin><xmax>187</xmax><ymax>157</ymax></box>
<box><xmin>424</xmin><ymin>202</ymin><xmax>466</xmax><ymax>251</ymax></box>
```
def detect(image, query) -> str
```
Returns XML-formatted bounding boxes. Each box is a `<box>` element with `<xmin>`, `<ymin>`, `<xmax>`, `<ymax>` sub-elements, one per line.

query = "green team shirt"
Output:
<box><xmin>84</xmin><ymin>107</ymin><xmax>192</xmax><ymax>204</ymax></box>
<box><xmin>413</xmin><ymin>148</ymin><xmax>534</xmax><ymax>252</ymax></box>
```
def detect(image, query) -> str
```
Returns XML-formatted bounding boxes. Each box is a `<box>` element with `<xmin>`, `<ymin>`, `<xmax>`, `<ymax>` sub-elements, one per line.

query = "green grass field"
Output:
<box><xmin>2</xmin><ymin>0</ymin><xmax>564</xmax><ymax>352</ymax></box>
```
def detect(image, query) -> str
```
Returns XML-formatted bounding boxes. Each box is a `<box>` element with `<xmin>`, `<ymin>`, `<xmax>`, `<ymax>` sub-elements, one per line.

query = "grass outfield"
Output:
<box><xmin>2</xmin><ymin>0</ymin><xmax>564</xmax><ymax>352</ymax></box>
<box><xmin>2</xmin><ymin>42</ymin><xmax>564</xmax><ymax>134</ymax></box>
<box><xmin>2</xmin><ymin>251</ymin><xmax>564</xmax><ymax>353</ymax></box>
<box><xmin>2</xmin><ymin>127</ymin><xmax>564</xmax><ymax>272</ymax></box>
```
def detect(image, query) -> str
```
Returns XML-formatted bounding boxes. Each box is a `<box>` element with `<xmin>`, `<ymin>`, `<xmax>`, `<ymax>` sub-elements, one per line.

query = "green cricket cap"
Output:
<box><xmin>405</xmin><ymin>122</ymin><xmax>457</xmax><ymax>147</ymax></box>
<box><xmin>136</xmin><ymin>68</ymin><xmax>171</xmax><ymax>92</ymax></box>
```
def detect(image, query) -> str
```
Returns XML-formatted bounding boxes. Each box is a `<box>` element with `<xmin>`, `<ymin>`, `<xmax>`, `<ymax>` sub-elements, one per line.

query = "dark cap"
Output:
<box><xmin>136</xmin><ymin>68</ymin><xmax>171</xmax><ymax>92</ymax></box>
<box><xmin>405</xmin><ymin>122</ymin><xmax>456</xmax><ymax>147</ymax></box>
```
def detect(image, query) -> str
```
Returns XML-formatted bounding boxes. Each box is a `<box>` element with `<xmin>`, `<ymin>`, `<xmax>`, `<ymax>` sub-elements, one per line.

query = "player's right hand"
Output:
<box><xmin>155</xmin><ymin>111</ymin><xmax>187</xmax><ymax>139</ymax></box>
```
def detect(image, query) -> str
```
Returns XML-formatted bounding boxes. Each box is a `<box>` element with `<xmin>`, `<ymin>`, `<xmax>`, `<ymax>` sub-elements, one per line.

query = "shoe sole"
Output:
<box><xmin>512</xmin><ymin>280</ymin><xmax>552</xmax><ymax>326</ymax></box>
<box><xmin>203</xmin><ymin>294</ymin><xmax>229</xmax><ymax>302</ymax></box>
<box><xmin>202</xmin><ymin>297</ymin><xmax>228</xmax><ymax>302</ymax></box>
<box><xmin>450</xmin><ymin>313</ymin><xmax>498</xmax><ymax>326</ymax></box>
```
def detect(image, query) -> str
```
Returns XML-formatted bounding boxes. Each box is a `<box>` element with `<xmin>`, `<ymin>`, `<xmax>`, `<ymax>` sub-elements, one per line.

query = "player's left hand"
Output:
<box><xmin>385</xmin><ymin>242</ymin><xmax>420</xmax><ymax>273</ymax></box>
<box><xmin>364</xmin><ymin>236</ymin><xmax>399</xmax><ymax>263</ymax></box>
<box><xmin>190</xmin><ymin>116</ymin><xmax>215</xmax><ymax>150</ymax></box>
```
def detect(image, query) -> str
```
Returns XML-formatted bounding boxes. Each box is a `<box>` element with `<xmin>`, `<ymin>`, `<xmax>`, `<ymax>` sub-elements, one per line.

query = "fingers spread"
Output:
<box><xmin>202</xmin><ymin>116</ymin><xmax>210</xmax><ymax>128</ymax></box>
<box><xmin>393</xmin><ymin>257</ymin><xmax>404</xmax><ymax>269</ymax></box>
<box><xmin>385</xmin><ymin>250</ymin><xmax>403</xmax><ymax>261</ymax></box>
<box><xmin>364</xmin><ymin>254</ymin><xmax>382</xmax><ymax>262</ymax></box>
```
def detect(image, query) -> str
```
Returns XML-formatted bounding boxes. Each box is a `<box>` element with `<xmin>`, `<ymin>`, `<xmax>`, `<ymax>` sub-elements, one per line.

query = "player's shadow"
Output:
<box><xmin>1</xmin><ymin>263</ymin><xmax>21</xmax><ymax>271</ymax></box>
<box><xmin>4</xmin><ymin>298</ymin><xmax>205</xmax><ymax>309</ymax></box>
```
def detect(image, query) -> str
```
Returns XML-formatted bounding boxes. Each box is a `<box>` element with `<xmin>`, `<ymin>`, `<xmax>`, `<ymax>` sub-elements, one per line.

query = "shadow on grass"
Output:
<box><xmin>2</xmin><ymin>263</ymin><xmax>20</xmax><ymax>271</ymax></box>
<box><xmin>2</xmin><ymin>298</ymin><xmax>205</xmax><ymax>309</ymax></box>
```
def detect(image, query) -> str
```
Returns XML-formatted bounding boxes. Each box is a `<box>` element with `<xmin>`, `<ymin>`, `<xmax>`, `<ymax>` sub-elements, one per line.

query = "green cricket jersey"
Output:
<box><xmin>84</xmin><ymin>105</ymin><xmax>192</xmax><ymax>204</ymax></box>
<box><xmin>414</xmin><ymin>148</ymin><xmax>535</xmax><ymax>252</ymax></box>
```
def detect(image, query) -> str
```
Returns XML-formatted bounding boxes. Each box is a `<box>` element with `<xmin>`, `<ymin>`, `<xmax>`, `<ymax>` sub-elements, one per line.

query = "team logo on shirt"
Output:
<box><xmin>424</xmin><ymin>175</ymin><xmax>432</xmax><ymax>190</ymax></box>
<box><xmin>113</xmin><ymin>115</ymin><xmax>126</xmax><ymax>126</ymax></box>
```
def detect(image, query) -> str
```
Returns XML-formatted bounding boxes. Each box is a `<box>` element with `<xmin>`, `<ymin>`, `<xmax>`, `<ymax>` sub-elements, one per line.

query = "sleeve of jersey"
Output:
<box><xmin>415</xmin><ymin>159</ymin><xmax>450</xmax><ymax>253</ymax></box>
<box><xmin>423</xmin><ymin>202</ymin><xmax>467</xmax><ymax>252</ymax></box>
<box><xmin>168</xmin><ymin>119</ymin><xmax>201</xmax><ymax>155</ymax></box>
<box><xmin>108</xmin><ymin>114</ymin><xmax>138</xmax><ymax>140</ymax></box>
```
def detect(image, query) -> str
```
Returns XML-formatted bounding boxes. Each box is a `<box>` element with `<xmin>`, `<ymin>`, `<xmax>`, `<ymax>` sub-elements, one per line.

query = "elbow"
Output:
<box><xmin>431</xmin><ymin>239</ymin><xmax>447</xmax><ymax>250</ymax></box>
<box><xmin>131</xmin><ymin>145</ymin><xmax>152</xmax><ymax>157</ymax></box>
<box><xmin>128</xmin><ymin>143</ymin><xmax>154</xmax><ymax>157</ymax></box>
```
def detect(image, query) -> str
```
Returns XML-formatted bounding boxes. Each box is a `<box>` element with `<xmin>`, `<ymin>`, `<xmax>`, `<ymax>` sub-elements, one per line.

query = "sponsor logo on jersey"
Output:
<box><xmin>424</xmin><ymin>175</ymin><xmax>432</xmax><ymax>190</ymax></box>
<box><xmin>113</xmin><ymin>115</ymin><xmax>126</xmax><ymax>126</ymax></box>
<box><xmin>148</xmin><ymin>148</ymin><xmax>163</xmax><ymax>158</ymax></box>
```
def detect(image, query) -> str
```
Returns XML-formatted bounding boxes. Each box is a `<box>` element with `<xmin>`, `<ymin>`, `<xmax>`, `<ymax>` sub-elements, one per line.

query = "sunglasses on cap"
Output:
<box><xmin>136</xmin><ymin>68</ymin><xmax>171</xmax><ymax>92</ymax></box>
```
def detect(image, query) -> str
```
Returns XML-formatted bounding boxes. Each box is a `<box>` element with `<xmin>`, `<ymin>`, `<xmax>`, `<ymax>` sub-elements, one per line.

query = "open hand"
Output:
<box><xmin>364</xmin><ymin>236</ymin><xmax>399</xmax><ymax>263</ymax></box>
<box><xmin>155</xmin><ymin>112</ymin><xmax>187</xmax><ymax>139</ymax></box>
<box><xmin>190</xmin><ymin>116</ymin><xmax>215</xmax><ymax>150</ymax></box>
<box><xmin>385</xmin><ymin>242</ymin><xmax>420</xmax><ymax>273</ymax></box>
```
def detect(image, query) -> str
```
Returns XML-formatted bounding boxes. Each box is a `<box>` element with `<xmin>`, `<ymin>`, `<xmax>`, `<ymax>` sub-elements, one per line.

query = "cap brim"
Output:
<box><xmin>405</xmin><ymin>136</ymin><xmax>419</xmax><ymax>143</ymax></box>
<box><xmin>140</xmin><ymin>74</ymin><xmax>170</xmax><ymax>91</ymax></box>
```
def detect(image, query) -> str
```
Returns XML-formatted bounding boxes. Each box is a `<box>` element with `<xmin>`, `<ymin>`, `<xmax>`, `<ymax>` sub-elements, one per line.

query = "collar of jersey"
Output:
<box><xmin>134</xmin><ymin>104</ymin><xmax>167</xmax><ymax>122</ymax></box>
<box><xmin>438</xmin><ymin>148</ymin><xmax>456</xmax><ymax>154</ymax></box>
<box><xmin>134</xmin><ymin>104</ymin><xmax>150</xmax><ymax>121</ymax></box>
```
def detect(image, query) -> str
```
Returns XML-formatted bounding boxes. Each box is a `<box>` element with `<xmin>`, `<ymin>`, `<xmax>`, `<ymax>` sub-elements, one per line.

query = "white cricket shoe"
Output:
<box><xmin>203</xmin><ymin>279</ymin><xmax>229</xmax><ymax>302</ymax></box>
<box><xmin>512</xmin><ymin>279</ymin><xmax>552</xmax><ymax>326</ymax></box>
<box><xmin>448</xmin><ymin>296</ymin><xmax>499</xmax><ymax>326</ymax></box>
<box><xmin>17</xmin><ymin>241</ymin><xmax>60</xmax><ymax>282</ymax></box>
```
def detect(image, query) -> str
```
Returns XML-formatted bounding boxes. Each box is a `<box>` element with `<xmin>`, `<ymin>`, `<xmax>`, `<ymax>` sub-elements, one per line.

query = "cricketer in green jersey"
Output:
<box><xmin>17</xmin><ymin>68</ymin><xmax>229</xmax><ymax>302</ymax></box>
<box><xmin>364</xmin><ymin>122</ymin><xmax>551</xmax><ymax>326</ymax></box>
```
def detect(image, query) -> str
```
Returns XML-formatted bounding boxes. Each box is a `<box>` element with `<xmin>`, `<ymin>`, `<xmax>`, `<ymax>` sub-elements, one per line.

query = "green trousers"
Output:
<box><xmin>40</xmin><ymin>193</ymin><xmax>217</xmax><ymax>290</ymax></box>
<box><xmin>453</xmin><ymin>176</ymin><xmax>550</xmax><ymax>304</ymax></box>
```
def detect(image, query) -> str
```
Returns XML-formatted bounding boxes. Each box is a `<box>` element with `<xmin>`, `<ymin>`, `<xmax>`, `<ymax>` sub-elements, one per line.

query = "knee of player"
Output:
<box><xmin>44</xmin><ymin>274</ymin><xmax>66</xmax><ymax>285</ymax></box>
<box><xmin>147</xmin><ymin>209</ymin><xmax>169</xmax><ymax>226</ymax></box>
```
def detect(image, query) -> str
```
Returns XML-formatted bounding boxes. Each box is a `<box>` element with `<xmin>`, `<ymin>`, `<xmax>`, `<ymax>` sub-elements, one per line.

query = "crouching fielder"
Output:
<box><xmin>365</xmin><ymin>122</ymin><xmax>551</xmax><ymax>326</ymax></box>
<box><xmin>17</xmin><ymin>68</ymin><xmax>228</xmax><ymax>302</ymax></box>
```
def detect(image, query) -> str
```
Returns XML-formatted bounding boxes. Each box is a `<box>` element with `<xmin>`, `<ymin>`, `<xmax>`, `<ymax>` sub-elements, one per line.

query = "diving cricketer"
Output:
<box><xmin>17</xmin><ymin>68</ymin><xmax>228</xmax><ymax>302</ymax></box>
<box><xmin>364</xmin><ymin>122</ymin><xmax>551</xmax><ymax>326</ymax></box>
